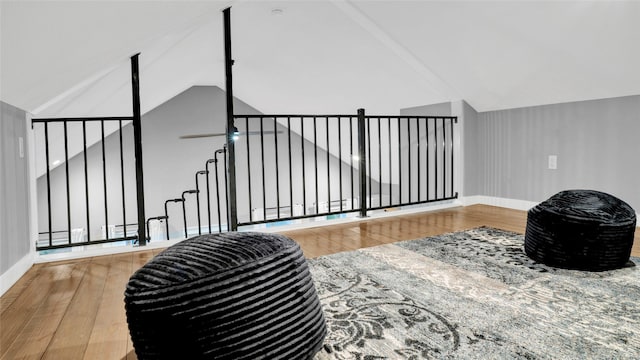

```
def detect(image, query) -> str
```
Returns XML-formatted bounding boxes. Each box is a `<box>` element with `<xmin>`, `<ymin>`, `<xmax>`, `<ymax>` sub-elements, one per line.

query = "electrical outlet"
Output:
<box><xmin>548</xmin><ymin>155</ymin><xmax>557</xmax><ymax>170</ymax></box>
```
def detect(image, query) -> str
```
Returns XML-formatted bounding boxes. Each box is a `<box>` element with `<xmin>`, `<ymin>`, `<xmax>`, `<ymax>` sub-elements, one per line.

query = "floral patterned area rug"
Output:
<box><xmin>310</xmin><ymin>227</ymin><xmax>640</xmax><ymax>359</ymax></box>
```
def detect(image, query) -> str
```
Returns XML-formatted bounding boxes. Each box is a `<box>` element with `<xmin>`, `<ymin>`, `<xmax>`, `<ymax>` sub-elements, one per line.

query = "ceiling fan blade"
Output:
<box><xmin>179</xmin><ymin>133</ymin><xmax>225</xmax><ymax>139</ymax></box>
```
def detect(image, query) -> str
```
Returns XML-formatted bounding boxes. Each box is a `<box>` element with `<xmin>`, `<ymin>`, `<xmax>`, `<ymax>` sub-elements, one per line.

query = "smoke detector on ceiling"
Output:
<box><xmin>271</xmin><ymin>8</ymin><xmax>284</xmax><ymax>16</ymax></box>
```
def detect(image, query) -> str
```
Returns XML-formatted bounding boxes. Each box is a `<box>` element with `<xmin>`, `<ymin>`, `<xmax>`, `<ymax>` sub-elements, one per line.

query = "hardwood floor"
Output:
<box><xmin>1</xmin><ymin>205</ymin><xmax>638</xmax><ymax>359</ymax></box>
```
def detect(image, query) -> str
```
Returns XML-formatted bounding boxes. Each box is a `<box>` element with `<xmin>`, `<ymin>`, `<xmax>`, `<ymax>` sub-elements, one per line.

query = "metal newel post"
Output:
<box><xmin>223</xmin><ymin>7</ymin><xmax>238</xmax><ymax>231</ymax></box>
<box><xmin>357</xmin><ymin>108</ymin><xmax>368</xmax><ymax>218</ymax></box>
<box><xmin>131</xmin><ymin>53</ymin><xmax>147</xmax><ymax>245</ymax></box>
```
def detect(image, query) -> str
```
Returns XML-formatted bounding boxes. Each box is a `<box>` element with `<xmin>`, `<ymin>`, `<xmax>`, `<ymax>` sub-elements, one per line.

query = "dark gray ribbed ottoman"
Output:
<box><xmin>124</xmin><ymin>232</ymin><xmax>326</xmax><ymax>359</ymax></box>
<box><xmin>525</xmin><ymin>190</ymin><xmax>636</xmax><ymax>271</ymax></box>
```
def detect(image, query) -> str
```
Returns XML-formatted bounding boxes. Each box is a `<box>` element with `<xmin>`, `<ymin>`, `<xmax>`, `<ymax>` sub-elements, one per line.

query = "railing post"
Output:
<box><xmin>223</xmin><ymin>7</ymin><xmax>238</xmax><ymax>231</ymax></box>
<box><xmin>131</xmin><ymin>53</ymin><xmax>146</xmax><ymax>245</ymax></box>
<box><xmin>357</xmin><ymin>108</ymin><xmax>368</xmax><ymax>218</ymax></box>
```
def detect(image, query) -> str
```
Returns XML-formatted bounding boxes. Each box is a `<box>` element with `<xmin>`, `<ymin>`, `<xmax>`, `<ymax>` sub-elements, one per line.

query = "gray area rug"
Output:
<box><xmin>310</xmin><ymin>227</ymin><xmax>640</xmax><ymax>359</ymax></box>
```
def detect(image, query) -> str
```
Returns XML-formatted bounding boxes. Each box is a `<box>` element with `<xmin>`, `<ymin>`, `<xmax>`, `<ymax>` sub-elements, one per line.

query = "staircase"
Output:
<box><xmin>146</xmin><ymin>146</ymin><xmax>229</xmax><ymax>241</ymax></box>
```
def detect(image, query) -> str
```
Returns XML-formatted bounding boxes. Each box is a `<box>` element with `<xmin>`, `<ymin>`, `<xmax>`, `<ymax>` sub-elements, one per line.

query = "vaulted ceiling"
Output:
<box><xmin>2</xmin><ymin>0</ymin><xmax>639</xmax><ymax>117</ymax></box>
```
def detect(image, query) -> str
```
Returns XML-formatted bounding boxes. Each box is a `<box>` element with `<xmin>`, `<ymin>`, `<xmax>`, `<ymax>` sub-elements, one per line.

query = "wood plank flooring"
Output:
<box><xmin>1</xmin><ymin>205</ymin><xmax>638</xmax><ymax>359</ymax></box>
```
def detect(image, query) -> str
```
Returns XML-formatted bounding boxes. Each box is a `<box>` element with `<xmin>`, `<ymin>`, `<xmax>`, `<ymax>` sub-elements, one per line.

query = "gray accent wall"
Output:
<box><xmin>1</xmin><ymin>101</ymin><xmax>31</xmax><ymax>274</ymax></box>
<box><xmin>470</xmin><ymin>95</ymin><xmax>640</xmax><ymax>210</ymax></box>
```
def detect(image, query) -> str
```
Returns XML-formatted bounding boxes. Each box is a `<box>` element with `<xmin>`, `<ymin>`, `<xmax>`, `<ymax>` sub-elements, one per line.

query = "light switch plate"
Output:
<box><xmin>548</xmin><ymin>155</ymin><xmax>557</xmax><ymax>170</ymax></box>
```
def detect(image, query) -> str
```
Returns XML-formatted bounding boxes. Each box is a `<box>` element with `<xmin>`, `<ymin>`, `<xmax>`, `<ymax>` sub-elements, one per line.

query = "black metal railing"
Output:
<box><xmin>32</xmin><ymin>55</ymin><xmax>145</xmax><ymax>251</ymax></box>
<box><xmin>34</xmin><ymin>110</ymin><xmax>457</xmax><ymax>249</ymax></box>
<box><xmin>363</xmin><ymin>114</ymin><xmax>458</xmax><ymax>211</ymax></box>
<box><xmin>232</xmin><ymin>114</ymin><xmax>362</xmax><ymax>227</ymax></box>
<box><xmin>33</xmin><ymin>117</ymin><xmax>138</xmax><ymax>250</ymax></box>
<box><xmin>224</xmin><ymin>110</ymin><xmax>458</xmax><ymax>229</ymax></box>
<box><xmin>154</xmin><ymin>110</ymin><xmax>457</xmax><ymax>240</ymax></box>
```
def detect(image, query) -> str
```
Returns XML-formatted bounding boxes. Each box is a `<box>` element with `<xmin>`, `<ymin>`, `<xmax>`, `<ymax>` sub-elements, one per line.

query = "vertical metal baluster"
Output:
<box><xmin>301</xmin><ymin>118</ymin><xmax>307</xmax><ymax>215</ymax></box>
<box><xmin>206</xmin><ymin>159</ymin><xmax>214</xmax><ymax>233</ymax></box>
<box><xmin>398</xmin><ymin>117</ymin><xmax>402</xmax><ymax>204</ymax></box>
<box><xmin>388</xmin><ymin>118</ymin><xmax>392</xmax><ymax>206</ymax></box>
<box><xmin>214</xmin><ymin>150</ymin><xmax>223</xmax><ymax>233</ymax></box>
<box><xmin>435</xmin><ymin>118</ymin><xmax>439</xmax><ymax>200</ymax></box>
<box><xmin>245</xmin><ymin>117</ymin><xmax>253</xmax><ymax>221</ymax></box>
<box><xmin>182</xmin><ymin>191</ymin><xmax>188</xmax><ymax>238</ymax></box>
<box><xmin>349</xmin><ymin>116</ymin><xmax>354</xmax><ymax>210</ymax></box>
<box><xmin>101</xmin><ymin>120</ymin><xmax>109</xmax><ymax>240</ymax></box>
<box><xmin>287</xmin><ymin>117</ymin><xmax>293</xmax><ymax>217</ymax></box>
<box><xmin>313</xmin><ymin>117</ymin><xmax>319</xmax><ymax>214</ymax></box>
<box><xmin>181</xmin><ymin>190</ymin><xmax>198</xmax><ymax>238</ymax></box>
<box><xmin>426</xmin><ymin>118</ymin><xmax>430</xmax><ymax>201</ymax></box>
<box><xmin>244</xmin><ymin>116</ymin><xmax>253</xmax><ymax>221</ymax></box>
<box><xmin>119</xmin><ymin>120</ymin><xmax>127</xmax><ymax>238</ymax></box>
<box><xmin>378</xmin><ymin>117</ymin><xmax>382</xmax><ymax>207</ymax></box>
<box><xmin>64</xmin><ymin>121</ymin><xmax>71</xmax><ymax>244</ymax></box>
<box><xmin>416</xmin><ymin>117</ymin><xmax>421</xmax><ymax>202</ymax></box>
<box><xmin>196</xmin><ymin>171</ymin><xmax>206</xmax><ymax>235</ymax></box>
<box><xmin>442</xmin><ymin>117</ymin><xmax>446</xmax><ymax>199</ymax></box>
<box><xmin>338</xmin><ymin>117</ymin><xmax>343</xmax><ymax>212</ymax></box>
<box><xmin>326</xmin><ymin>117</ymin><xmax>331</xmax><ymax>213</ymax></box>
<box><xmin>223</xmin><ymin>147</ymin><xmax>229</xmax><ymax>229</ymax></box>
<box><xmin>367</xmin><ymin>117</ymin><xmax>372</xmax><ymax>209</ymax></box>
<box><xmin>163</xmin><ymin>199</ymin><xmax>182</xmax><ymax>240</ymax></box>
<box><xmin>450</xmin><ymin>118</ymin><xmax>455</xmax><ymax>197</ymax></box>
<box><xmin>164</xmin><ymin>200</ymin><xmax>171</xmax><ymax>240</ymax></box>
<box><xmin>260</xmin><ymin>118</ymin><xmax>266</xmax><ymax>220</ymax></box>
<box><xmin>357</xmin><ymin>109</ymin><xmax>367</xmax><ymax>217</ymax></box>
<box><xmin>223</xmin><ymin>8</ymin><xmax>237</xmax><ymax>232</ymax></box>
<box><xmin>407</xmin><ymin>117</ymin><xmax>412</xmax><ymax>203</ymax></box>
<box><xmin>83</xmin><ymin>121</ymin><xmax>90</xmax><ymax>242</ymax></box>
<box><xmin>131</xmin><ymin>54</ymin><xmax>146</xmax><ymax>245</ymax></box>
<box><xmin>274</xmin><ymin>117</ymin><xmax>280</xmax><ymax>218</ymax></box>
<box><xmin>44</xmin><ymin>123</ymin><xmax>52</xmax><ymax>247</ymax></box>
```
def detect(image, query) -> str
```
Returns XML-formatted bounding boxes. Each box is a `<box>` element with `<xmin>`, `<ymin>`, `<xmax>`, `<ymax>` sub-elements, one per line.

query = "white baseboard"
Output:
<box><xmin>462</xmin><ymin>195</ymin><xmax>538</xmax><ymax>211</ymax></box>
<box><xmin>0</xmin><ymin>252</ymin><xmax>34</xmax><ymax>297</ymax></box>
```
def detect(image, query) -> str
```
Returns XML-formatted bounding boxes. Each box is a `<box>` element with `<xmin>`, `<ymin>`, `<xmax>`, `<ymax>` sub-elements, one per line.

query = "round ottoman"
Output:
<box><xmin>124</xmin><ymin>232</ymin><xmax>326</xmax><ymax>359</ymax></box>
<box><xmin>525</xmin><ymin>190</ymin><xmax>636</xmax><ymax>271</ymax></box>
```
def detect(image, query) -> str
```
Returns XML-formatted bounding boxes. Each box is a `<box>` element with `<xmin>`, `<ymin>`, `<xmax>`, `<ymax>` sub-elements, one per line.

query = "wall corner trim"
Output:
<box><xmin>0</xmin><ymin>252</ymin><xmax>34</xmax><ymax>297</ymax></box>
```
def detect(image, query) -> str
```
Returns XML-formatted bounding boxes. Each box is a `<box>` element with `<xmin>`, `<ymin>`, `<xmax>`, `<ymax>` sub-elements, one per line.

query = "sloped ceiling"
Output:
<box><xmin>1</xmin><ymin>0</ymin><xmax>639</xmax><ymax>117</ymax></box>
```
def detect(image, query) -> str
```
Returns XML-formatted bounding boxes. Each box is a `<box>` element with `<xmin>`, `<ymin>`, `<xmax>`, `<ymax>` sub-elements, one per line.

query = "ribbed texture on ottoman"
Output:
<box><xmin>525</xmin><ymin>190</ymin><xmax>636</xmax><ymax>271</ymax></box>
<box><xmin>125</xmin><ymin>232</ymin><xmax>326</xmax><ymax>359</ymax></box>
